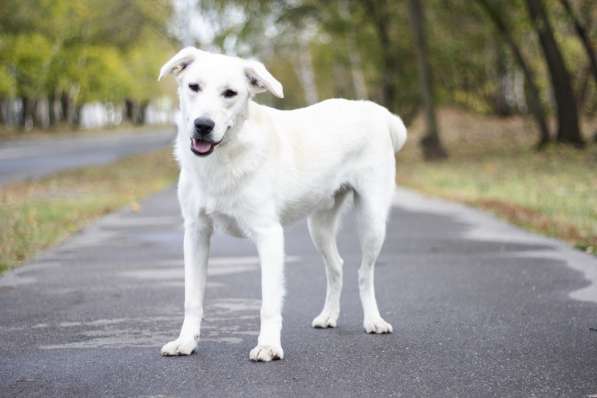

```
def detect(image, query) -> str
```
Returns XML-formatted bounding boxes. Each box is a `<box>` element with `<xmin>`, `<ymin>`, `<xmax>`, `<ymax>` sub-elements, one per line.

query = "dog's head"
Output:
<box><xmin>158</xmin><ymin>47</ymin><xmax>284</xmax><ymax>157</ymax></box>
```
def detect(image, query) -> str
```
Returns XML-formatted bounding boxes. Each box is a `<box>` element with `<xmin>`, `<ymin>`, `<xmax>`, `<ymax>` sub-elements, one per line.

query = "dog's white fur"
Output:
<box><xmin>158</xmin><ymin>47</ymin><xmax>407</xmax><ymax>361</ymax></box>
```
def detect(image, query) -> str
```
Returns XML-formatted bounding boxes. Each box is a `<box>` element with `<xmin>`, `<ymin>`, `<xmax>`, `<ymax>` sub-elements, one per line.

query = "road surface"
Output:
<box><xmin>0</xmin><ymin>187</ymin><xmax>596</xmax><ymax>397</ymax></box>
<box><xmin>0</xmin><ymin>129</ymin><xmax>174</xmax><ymax>185</ymax></box>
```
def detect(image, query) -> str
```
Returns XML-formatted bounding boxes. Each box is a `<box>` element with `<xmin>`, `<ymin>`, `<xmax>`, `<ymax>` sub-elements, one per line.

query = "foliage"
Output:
<box><xmin>0</xmin><ymin>0</ymin><xmax>175</xmax><ymax>125</ymax></box>
<box><xmin>0</xmin><ymin>64</ymin><xmax>15</xmax><ymax>98</ymax></box>
<box><xmin>196</xmin><ymin>0</ymin><xmax>595</xmax><ymax>124</ymax></box>
<box><xmin>2</xmin><ymin>33</ymin><xmax>53</xmax><ymax>98</ymax></box>
<box><xmin>0</xmin><ymin>0</ymin><xmax>595</xmax><ymax>137</ymax></box>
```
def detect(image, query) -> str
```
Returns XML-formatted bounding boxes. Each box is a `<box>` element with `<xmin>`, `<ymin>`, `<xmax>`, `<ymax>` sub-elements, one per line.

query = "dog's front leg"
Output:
<box><xmin>249</xmin><ymin>224</ymin><xmax>285</xmax><ymax>362</ymax></box>
<box><xmin>161</xmin><ymin>218</ymin><xmax>212</xmax><ymax>356</ymax></box>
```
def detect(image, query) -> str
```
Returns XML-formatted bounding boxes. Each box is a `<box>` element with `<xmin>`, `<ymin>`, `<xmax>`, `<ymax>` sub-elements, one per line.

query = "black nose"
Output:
<box><xmin>193</xmin><ymin>117</ymin><xmax>215</xmax><ymax>136</ymax></box>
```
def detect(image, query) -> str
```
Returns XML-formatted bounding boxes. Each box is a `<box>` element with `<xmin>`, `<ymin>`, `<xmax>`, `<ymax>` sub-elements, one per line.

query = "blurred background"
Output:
<box><xmin>0</xmin><ymin>0</ymin><xmax>595</xmax><ymax>272</ymax></box>
<box><xmin>0</xmin><ymin>0</ymin><xmax>595</xmax><ymax>140</ymax></box>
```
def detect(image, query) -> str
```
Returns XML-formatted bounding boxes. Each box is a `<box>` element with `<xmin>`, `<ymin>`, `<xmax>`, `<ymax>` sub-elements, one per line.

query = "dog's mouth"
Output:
<box><xmin>190</xmin><ymin>138</ymin><xmax>219</xmax><ymax>156</ymax></box>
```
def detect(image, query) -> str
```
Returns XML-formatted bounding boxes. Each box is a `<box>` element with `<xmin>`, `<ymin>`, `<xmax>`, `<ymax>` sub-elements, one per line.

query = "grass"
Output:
<box><xmin>397</xmin><ymin>108</ymin><xmax>597</xmax><ymax>253</ymax></box>
<box><xmin>0</xmin><ymin>148</ymin><xmax>178</xmax><ymax>273</ymax></box>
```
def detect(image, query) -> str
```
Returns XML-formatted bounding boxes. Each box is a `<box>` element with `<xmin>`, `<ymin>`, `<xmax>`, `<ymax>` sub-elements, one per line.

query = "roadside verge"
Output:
<box><xmin>0</xmin><ymin>148</ymin><xmax>178</xmax><ymax>273</ymax></box>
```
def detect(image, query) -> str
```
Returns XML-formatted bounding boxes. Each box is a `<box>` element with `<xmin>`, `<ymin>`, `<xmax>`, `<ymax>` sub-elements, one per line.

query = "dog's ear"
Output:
<box><xmin>244</xmin><ymin>60</ymin><xmax>284</xmax><ymax>98</ymax></box>
<box><xmin>158</xmin><ymin>47</ymin><xmax>202</xmax><ymax>81</ymax></box>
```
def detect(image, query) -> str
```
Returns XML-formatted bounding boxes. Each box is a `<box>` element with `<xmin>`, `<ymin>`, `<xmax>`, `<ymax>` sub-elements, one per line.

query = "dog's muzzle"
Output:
<box><xmin>190</xmin><ymin>137</ymin><xmax>219</xmax><ymax>156</ymax></box>
<box><xmin>191</xmin><ymin>117</ymin><xmax>219</xmax><ymax>156</ymax></box>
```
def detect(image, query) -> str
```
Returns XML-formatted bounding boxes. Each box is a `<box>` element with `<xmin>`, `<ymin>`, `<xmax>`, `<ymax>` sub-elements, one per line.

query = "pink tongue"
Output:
<box><xmin>192</xmin><ymin>139</ymin><xmax>213</xmax><ymax>154</ymax></box>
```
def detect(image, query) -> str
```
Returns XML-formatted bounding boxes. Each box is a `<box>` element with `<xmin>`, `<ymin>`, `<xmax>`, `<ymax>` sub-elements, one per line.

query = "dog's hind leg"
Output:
<box><xmin>354</xmin><ymin>184</ymin><xmax>393</xmax><ymax>334</ymax></box>
<box><xmin>308</xmin><ymin>190</ymin><xmax>350</xmax><ymax>328</ymax></box>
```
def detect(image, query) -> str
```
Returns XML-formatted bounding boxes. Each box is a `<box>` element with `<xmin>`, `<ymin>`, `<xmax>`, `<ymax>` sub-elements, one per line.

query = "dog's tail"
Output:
<box><xmin>386</xmin><ymin>111</ymin><xmax>407</xmax><ymax>153</ymax></box>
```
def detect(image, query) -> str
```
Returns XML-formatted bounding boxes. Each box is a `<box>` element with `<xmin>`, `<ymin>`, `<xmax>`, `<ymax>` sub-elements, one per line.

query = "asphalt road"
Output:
<box><xmin>0</xmin><ymin>129</ymin><xmax>174</xmax><ymax>185</ymax></box>
<box><xmin>0</xmin><ymin>187</ymin><xmax>596</xmax><ymax>397</ymax></box>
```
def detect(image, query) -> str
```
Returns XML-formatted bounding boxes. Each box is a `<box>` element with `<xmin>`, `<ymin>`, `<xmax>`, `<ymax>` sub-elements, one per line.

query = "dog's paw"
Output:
<box><xmin>363</xmin><ymin>317</ymin><xmax>393</xmax><ymax>334</ymax></box>
<box><xmin>312</xmin><ymin>312</ymin><xmax>338</xmax><ymax>328</ymax></box>
<box><xmin>160</xmin><ymin>337</ymin><xmax>198</xmax><ymax>356</ymax></box>
<box><xmin>249</xmin><ymin>345</ymin><xmax>284</xmax><ymax>362</ymax></box>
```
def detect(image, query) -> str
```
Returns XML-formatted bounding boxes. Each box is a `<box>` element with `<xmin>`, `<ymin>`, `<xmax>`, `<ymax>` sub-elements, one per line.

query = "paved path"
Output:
<box><xmin>0</xmin><ymin>129</ymin><xmax>174</xmax><ymax>185</ymax></box>
<box><xmin>0</xmin><ymin>187</ymin><xmax>596</xmax><ymax>397</ymax></box>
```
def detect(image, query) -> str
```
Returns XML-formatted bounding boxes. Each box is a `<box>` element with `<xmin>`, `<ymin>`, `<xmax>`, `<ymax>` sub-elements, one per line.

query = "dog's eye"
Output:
<box><xmin>188</xmin><ymin>83</ymin><xmax>201</xmax><ymax>92</ymax></box>
<box><xmin>222</xmin><ymin>89</ymin><xmax>238</xmax><ymax>98</ymax></box>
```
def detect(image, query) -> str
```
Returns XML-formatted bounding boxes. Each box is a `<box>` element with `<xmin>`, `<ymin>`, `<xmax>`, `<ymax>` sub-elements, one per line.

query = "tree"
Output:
<box><xmin>408</xmin><ymin>0</ymin><xmax>447</xmax><ymax>159</ymax></box>
<box><xmin>477</xmin><ymin>0</ymin><xmax>551</xmax><ymax>148</ymax></box>
<box><xmin>526</xmin><ymin>0</ymin><xmax>584</xmax><ymax>147</ymax></box>
<box><xmin>0</xmin><ymin>66</ymin><xmax>14</xmax><ymax>124</ymax></box>
<box><xmin>4</xmin><ymin>33</ymin><xmax>53</xmax><ymax>129</ymax></box>
<box><xmin>296</xmin><ymin>32</ymin><xmax>319</xmax><ymax>105</ymax></box>
<box><xmin>123</xmin><ymin>32</ymin><xmax>173</xmax><ymax>124</ymax></box>
<box><xmin>358</xmin><ymin>0</ymin><xmax>399</xmax><ymax>110</ymax></box>
<box><xmin>558</xmin><ymin>0</ymin><xmax>597</xmax><ymax>86</ymax></box>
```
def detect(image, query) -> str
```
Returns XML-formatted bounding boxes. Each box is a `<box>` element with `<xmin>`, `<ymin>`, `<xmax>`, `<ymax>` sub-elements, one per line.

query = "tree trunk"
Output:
<box><xmin>477</xmin><ymin>0</ymin><xmax>551</xmax><ymax>148</ymax></box>
<box><xmin>360</xmin><ymin>0</ymin><xmax>397</xmax><ymax>109</ymax></box>
<box><xmin>0</xmin><ymin>99</ymin><xmax>5</xmax><ymax>125</ymax></box>
<box><xmin>340</xmin><ymin>1</ymin><xmax>368</xmax><ymax>99</ymax></box>
<box><xmin>19</xmin><ymin>97</ymin><xmax>27</xmax><ymax>129</ymax></box>
<box><xmin>124</xmin><ymin>98</ymin><xmax>135</xmax><ymax>123</ymax></box>
<box><xmin>378</xmin><ymin>26</ymin><xmax>397</xmax><ymax>110</ymax></box>
<box><xmin>134</xmin><ymin>101</ymin><xmax>149</xmax><ymax>125</ymax></box>
<box><xmin>31</xmin><ymin>99</ymin><xmax>43</xmax><ymax>128</ymax></box>
<box><xmin>408</xmin><ymin>0</ymin><xmax>447</xmax><ymax>160</ymax></box>
<box><xmin>60</xmin><ymin>91</ymin><xmax>71</xmax><ymax>123</ymax></box>
<box><xmin>558</xmin><ymin>0</ymin><xmax>597</xmax><ymax>86</ymax></box>
<box><xmin>493</xmin><ymin>41</ymin><xmax>514</xmax><ymax>116</ymax></box>
<box><xmin>296</xmin><ymin>36</ymin><xmax>319</xmax><ymax>105</ymax></box>
<box><xmin>526</xmin><ymin>0</ymin><xmax>584</xmax><ymax>147</ymax></box>
<box><xmin>348</xmin><ymin>47</ymin><xmax>368</xmax><ymax>99</ymax></box>
<box><xmin>72</xmin><ymin>104</ymin><xmax>83</xmax><ymax>128</ymax></box>
<box><xmin>20</xmin><ymin>97</ymin><xmax>33</xmax><ymax>130</ymax></box>
<box><xmin>48</xmin><ymin>93</ymin><xmax>56</xmax><ymax>127</ymax></box>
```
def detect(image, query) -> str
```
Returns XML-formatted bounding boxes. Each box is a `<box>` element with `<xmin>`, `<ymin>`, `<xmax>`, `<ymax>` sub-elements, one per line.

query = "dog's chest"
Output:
<box><xmin>201</xmin><ymin>196</ymin><xmax>250</xmax><ymax>238</ymax></box>
<box><xmin>210</xmin><ymin>212</ymin><xmax>246</xmax><ymax>238</ymax></box>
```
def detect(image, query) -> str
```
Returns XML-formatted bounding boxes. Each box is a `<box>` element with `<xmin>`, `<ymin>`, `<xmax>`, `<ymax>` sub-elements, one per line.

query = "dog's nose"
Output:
<box><xmin>194</xmin><ymin>117</ymin><xmax>215</xmax><ymax>136</ymax></box>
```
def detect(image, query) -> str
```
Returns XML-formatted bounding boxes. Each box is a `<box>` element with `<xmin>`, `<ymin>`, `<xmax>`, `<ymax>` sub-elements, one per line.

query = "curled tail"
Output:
<box><xmin>387</xmin><ymin>112</ymin><xmax>407</xmax><ymax>152</ymax></box>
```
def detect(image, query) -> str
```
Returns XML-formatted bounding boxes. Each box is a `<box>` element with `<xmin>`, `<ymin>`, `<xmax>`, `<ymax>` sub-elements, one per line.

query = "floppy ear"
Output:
<box><xmin>158</xmin><ymin>47</ymin><xmax>202</xmax><ymax>81</ymax></box>
<box><xmin>244</xmin><ymin>60</ymin><xmax>284</xmax><ymax>98</ymax></box>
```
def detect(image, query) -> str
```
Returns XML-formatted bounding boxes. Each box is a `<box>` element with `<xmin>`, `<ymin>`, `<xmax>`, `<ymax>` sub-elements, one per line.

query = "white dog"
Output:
<box><xmin>157</xmin><ymin>47</ymin><xmax>407</xmax><ymax>362</ymax></box>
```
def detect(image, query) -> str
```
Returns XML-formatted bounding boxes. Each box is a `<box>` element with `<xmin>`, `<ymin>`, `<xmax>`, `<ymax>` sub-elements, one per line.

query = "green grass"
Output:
<box><xmin>0</xmin><ymin>149</ymin><xmax>178</xmax><ymax>273</ymax></box>
<box><xmin>397</xmin><ymin>109</ymin><xmax>597</xmax><ymax>253</ymax></box>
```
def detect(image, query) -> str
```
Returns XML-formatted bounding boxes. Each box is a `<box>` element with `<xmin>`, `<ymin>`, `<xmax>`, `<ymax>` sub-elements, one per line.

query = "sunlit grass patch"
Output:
<box><xmin>397</xmin><ymin>109</ymin><xmax>596</xmax><ymax>253</ymax></box>
<box><xmin>0</xmin><ymin>149</ymin><xmax>178</xmax><ymax>273</ymax></box>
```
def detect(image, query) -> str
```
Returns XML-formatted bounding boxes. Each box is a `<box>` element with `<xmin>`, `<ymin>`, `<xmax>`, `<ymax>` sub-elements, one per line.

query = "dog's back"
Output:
<box><xmin>256</xmin><ymin>98</ymin><xmax>406</xmax><ymax>162</ymax></box>
<box><xmin>245</xmin><ymin>98</ymin><xmax>407</xmax><ymax>226</ymax></box>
